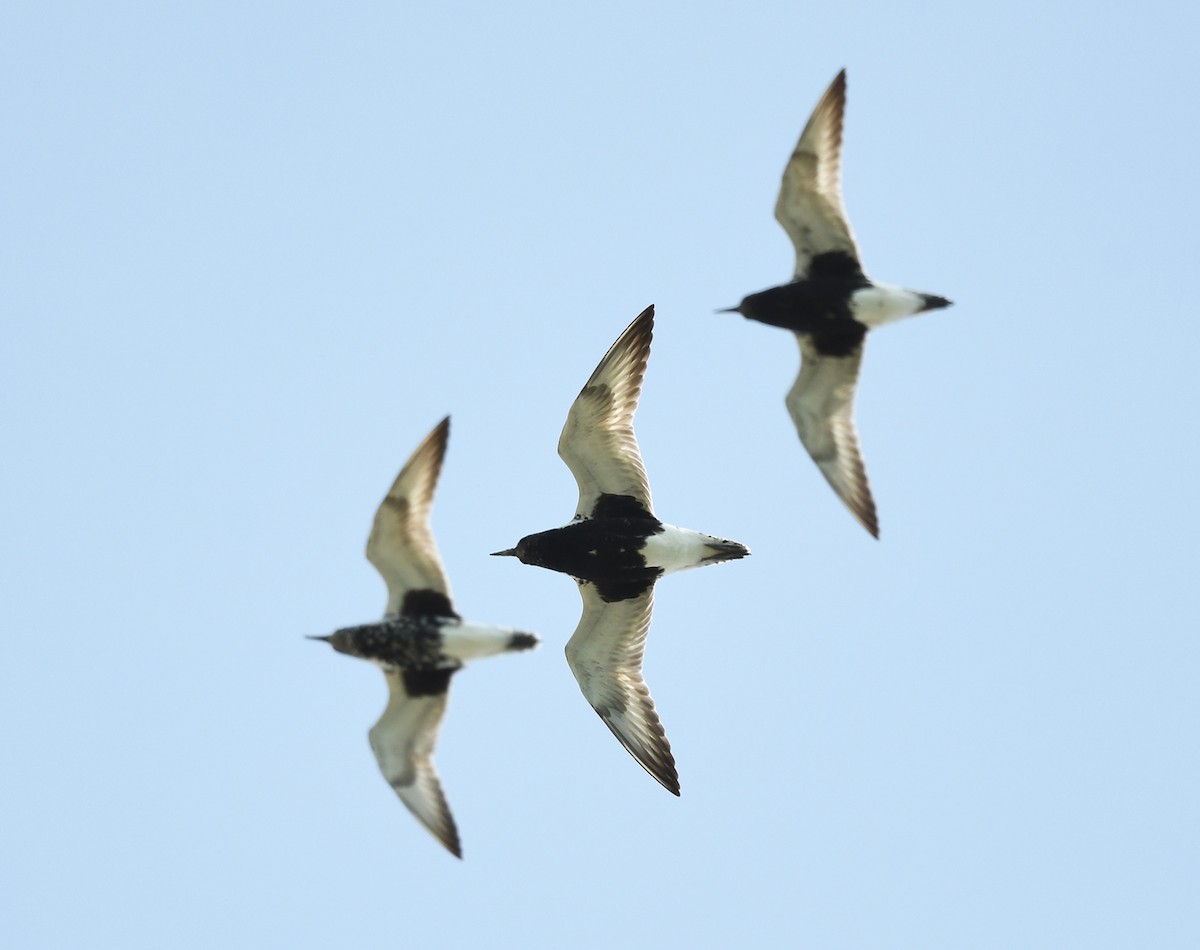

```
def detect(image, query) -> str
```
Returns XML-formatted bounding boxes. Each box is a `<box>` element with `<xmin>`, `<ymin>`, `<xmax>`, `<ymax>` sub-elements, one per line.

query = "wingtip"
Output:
<box><xmin>828</xmin><ymin>68</ymin><xmax>847</xmax><ymax>101</ymax></box>
<box><xmin>594</xmin><ymin>712</ymin><xmax>681</xmax><ymax>796</ymax></box>
<box><xmin>852</xmin><ymin>499</ymin><xmax>880</xmax><ymax>539</ymax></box>
<box><xmin>657</xmin><ymin>764</ymin><xmax>682</xmax><ymax>796</ymax></box>
<box><xmin>654</xmin><ymin>759</ymin><xmax>682</xmax><ymax>796</ymax></box>
<box><xmin>430</xmin><ymin>415</ymin><xmax>451</xmax><ymax>453</ymax></box>
<box><xmin>855</xmin><ymin>492</ymin><xmax>880</xmax><ymax>539</ymax></box>
<box><xmin>629</xmin><ymin>304</ymin><xmax>655</xmax><ymax>347</ymax></box>
<box><xmin>573</xmin><ymin>303</ymin><xmax>656</xmax><ymax>403</ymax></box>
<box><xmin>443</xmin><ymin>809</ymin><xmax>463</xmax><ymax>858</ymax></box>
<box><xmin>817</xmin><ymin>68</ymin><xmax>846</xmax><ymax>109</ymax></box>
<box><xmin>432</xmin><ymin>824</ymin><xmax>462</xmax><ymax>858</ymax></box>
<box><xmin>858</xmin><ymin>508</ymin><xmax>880</xmax><ymax>539</ymax></box>
<box><xmin>630</xmin><ymin>303</ymin><xmax>655</xmax><ymax>339</ymax></box>
<box><xmin>422</xmin><ymin>803</ymin><xmax>463</xmax><ymax>859</ymax></box>
<box><xmin>639</xmin><ymin>755</ymin><xmax>681</xmax><ymax>796</ymax></box>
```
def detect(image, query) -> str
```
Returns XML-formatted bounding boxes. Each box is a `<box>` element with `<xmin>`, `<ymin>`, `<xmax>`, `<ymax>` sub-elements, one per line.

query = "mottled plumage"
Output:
<box><xmin>312</xmin><ymin>417</ymin><xmax>537</xmax><ymax>858</ymax></box>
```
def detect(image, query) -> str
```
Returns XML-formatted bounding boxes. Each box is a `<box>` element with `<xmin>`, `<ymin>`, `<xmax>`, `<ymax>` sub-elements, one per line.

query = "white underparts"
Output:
<box><xmin>849</xmin><ymin>283</ymin><xmax>927</xmax><ymax>329</ymax></box>
<box><xmin>440</xmin><ymin>620</ymin><xmax>528</xmax><ymax>661</ymax></box>
<box><xmin>641</xmin><ymin>525</ymin><xmax>736</xmax><ymax>574</ymax></box>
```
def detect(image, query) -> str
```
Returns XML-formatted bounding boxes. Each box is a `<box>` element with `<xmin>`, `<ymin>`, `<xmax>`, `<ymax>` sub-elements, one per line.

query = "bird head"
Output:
<box><xmin>717</xmin><ymin>291</ymin><xmax>769</xmax><ymax>321</ymax></box>
<box><xmin>490</xmin><ymin>535</ymin><xmax>535</xmax><ymax>565</ymax></box>
<box><xmin>306</xmin><ymin>629</ymin><xmax>354</xmax><ymax>656</ymax></box>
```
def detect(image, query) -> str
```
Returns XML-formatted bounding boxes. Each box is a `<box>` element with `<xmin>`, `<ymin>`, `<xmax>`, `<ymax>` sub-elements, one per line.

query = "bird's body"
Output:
<box><xmin>494</xmin><ymin>306</ymin><xmax>748</xmax><ymax>795</ymax></box>
<box><xmin>312</xmin><ymin>417</ymin><xmax>537</xmax><ymax>859</ymax></box>
<box><xmin>725</xmin><ymin>69</ymin><xmax>952</xmax><ymax>538</ymax></box>
<box><xmin>323</xmin><ymin>613</ymin><xmax>537</xmax><ymax>674</ymax></box>
<box><xmin>503</xmin><ymin>490</ymin><xmax>746</xmax><ymax>603</ymax></box>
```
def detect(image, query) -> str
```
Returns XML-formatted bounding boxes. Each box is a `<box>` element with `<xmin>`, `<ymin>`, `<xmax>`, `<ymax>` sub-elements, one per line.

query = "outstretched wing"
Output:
<box><xmin>786</xmin><ymin>335</ymin><xmax>878</xmax><ymax>538</ymax></box>
<box><xmin>368</xmin><ymin>668</ymin><xmax>462</xmax><ymax>858</ymax></box>
<box><xmin>564</xmin><ymin>583</ymin><xmax>678</xmax><ymax>795</ymax></box>
<box><xmin>366</xmin><ymin>417</ymin><xmax>452</xmax><ymax>617</ymax></box>
<box><xmin>558</xmin><ymin>306</ymin><xmax>655</xmax><ymax>518</ymax></box>
<box><xmin>774</xmin><ymin>69</ymin><xmax>864</xmax><ymax>279</ymax></box>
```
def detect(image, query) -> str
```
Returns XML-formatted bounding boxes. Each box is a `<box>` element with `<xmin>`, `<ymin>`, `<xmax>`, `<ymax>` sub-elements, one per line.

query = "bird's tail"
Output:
<box><xmin>506</xmin><ymin>632</ymin><xmax>539</xmax><ymax>652</ymax></box>
<box><xmin>701</xmin><ymin>537</ymin><xmax>751</xmax><ymax>564</ymax></box>
<box><xmin>918</xmin><ymin>293</ymin><xmax>952</xmax><ymax>312</ymax></box>
<box><xmin>442</xmin><ymin>622</ymin><xmax>540</xmax><ymax>661</ymax></box>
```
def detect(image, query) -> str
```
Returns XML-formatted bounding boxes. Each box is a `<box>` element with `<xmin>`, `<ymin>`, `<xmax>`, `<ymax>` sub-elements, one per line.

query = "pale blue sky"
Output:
<box><xmin>4</xmin><ymin>2</ymin><xmax>1198</xmax><ymax>947</ymax></box>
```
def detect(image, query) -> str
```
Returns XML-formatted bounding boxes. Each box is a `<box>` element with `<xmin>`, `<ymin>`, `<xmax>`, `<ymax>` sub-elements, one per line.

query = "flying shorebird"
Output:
<box><xmin>310</xmin><ymin>416</ymin><xmax>538</xmax><ymax>858</ymax></box>
<box><xmin>721</xmin><ymin>69</ymin><xmax>952</xmax><ymax>538</ymax></box>
<box><xmin>491</xmin><ymin>305</ymin><xmax>748</xmax><ymax>795</ymax></box>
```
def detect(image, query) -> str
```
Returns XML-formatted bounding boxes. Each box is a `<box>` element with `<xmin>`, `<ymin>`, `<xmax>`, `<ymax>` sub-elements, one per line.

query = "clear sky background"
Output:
<box><xmin>4</xmin><ymin>2</ymin><xmax>1198</xmax><ymax>947</ymax></box>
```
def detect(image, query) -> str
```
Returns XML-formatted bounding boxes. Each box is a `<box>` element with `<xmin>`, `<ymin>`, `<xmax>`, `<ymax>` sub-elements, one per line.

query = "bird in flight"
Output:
<box><xmin>311</xmin><ymin>417</ymin><xmax>538</xmax><ymax>858</ymax></box>
<box><xmin>492</xmin><ymin>306</ymin><xmax>748</xmax><ymax>794</ymax></box>
<box><xmin>722</xmin><ymin>69</ymin><xmax>952</xmax><ymax>538</ymax></box>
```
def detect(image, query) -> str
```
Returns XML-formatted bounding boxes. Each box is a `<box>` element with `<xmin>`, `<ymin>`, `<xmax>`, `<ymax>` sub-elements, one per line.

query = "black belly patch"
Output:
<box><xmin>737</xmin><ymin>251</ymin><xmax>870</xmax><ymax>349</ymax></box>
<box><xmin>808</xmin><ymin>321</ymin><xmax>867</xmax><ymax>358</ymax></box>
<box><xmin>401</xmin><ymin>588</ymin><xmax>460</xmax><ymax>620</ymax></box>
<box><xmin>515</xmin><ymin>494</ymin><xmax>664</xmax><ymax>602</ymax></box>
<box><xmin>591</xmin><ymin>569</ymin><xmax>661</xmax><ymax>604</ymax></box>
<box><xmin>402</xmin><ymin>667</ymin><xmax>454</xmax><ymax>697</ymax></box>
<box><xmin>808</xmin><ymin>250</ymin><xmax>867</xmax><ymax>282</ymax></box>
<box><xmin>590</xmin><ymin>493</ymin><xmax>660</xmax><ymax>523</ymax></box>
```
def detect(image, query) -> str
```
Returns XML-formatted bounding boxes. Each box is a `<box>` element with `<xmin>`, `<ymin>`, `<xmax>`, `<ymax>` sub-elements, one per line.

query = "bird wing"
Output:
<box><xmin>774</xmin><ymin>69</ymin><xmax>864</xmax><ymax>278</ymax></box>
<box><xmin>564</xmin><ymin>583</ymin><xmax>679</xmax><ymax>795</ymax></box>
<box><xmin>368</xmin><ymin>668</ymin><xmax>462</xmax><ymax>858</ymax></box>
<box><xmin>366</xmin><ymin>417</ymin><xmax>453</xmax><ymax>617</ymax></box>
<box><xmin>558</xmin><ymin>306</ymin><xmax>655</xmax><ymax>519</ymax></box>
<box><xmin>786</xmin><ymin>335</ymin><xmax>879</xmax><ymax>538</ymax></box>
